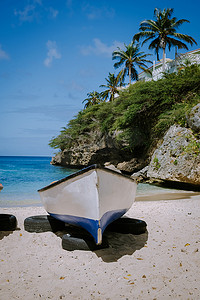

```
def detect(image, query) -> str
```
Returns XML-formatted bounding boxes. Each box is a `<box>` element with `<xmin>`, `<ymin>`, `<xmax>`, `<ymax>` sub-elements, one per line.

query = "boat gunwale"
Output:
<box><xmin>38</xmin><ymin>164</ymin><xmax>136</xmax><ymax>192</ymax></box>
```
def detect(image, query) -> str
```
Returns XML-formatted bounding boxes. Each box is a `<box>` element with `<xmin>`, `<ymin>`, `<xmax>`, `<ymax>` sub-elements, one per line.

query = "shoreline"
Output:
<box><xmin>136</xmin><ymin>191</ymin><xmax>200</xmax><ymax>201</ymax></box>
<box><xmin>1</xmin><ymin>184</ymin><xmax>200</xmax><ymax>208</ymax></box>
<box><xmin>0</xmin><ymin>194</ymin><xmax>200</xmax><ymax>299</ymax></box>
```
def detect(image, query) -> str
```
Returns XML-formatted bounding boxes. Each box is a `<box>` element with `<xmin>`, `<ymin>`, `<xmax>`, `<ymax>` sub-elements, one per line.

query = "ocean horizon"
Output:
<box><xmin>0</xmin><ymin>156</ymin><xmax>80</xmax><ymax>207</ymax></box>
<box><xmin>0</xmin><ymin>155</ymin><xmax>186</xmax><ymax>208</ymax></box>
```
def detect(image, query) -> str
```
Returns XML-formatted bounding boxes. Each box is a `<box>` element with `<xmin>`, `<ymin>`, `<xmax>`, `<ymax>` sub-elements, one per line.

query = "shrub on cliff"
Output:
<box><xmin>49</xmin><ymin>64</ymin><xmax>200</xmax><ymax>153</ymax></box>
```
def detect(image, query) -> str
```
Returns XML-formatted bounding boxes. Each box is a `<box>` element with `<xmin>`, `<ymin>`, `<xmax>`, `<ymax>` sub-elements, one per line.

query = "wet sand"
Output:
<box><xmin>135</xmin><ymin>191</ymin><xmax>200</xmax><ymax>201</ymax></box>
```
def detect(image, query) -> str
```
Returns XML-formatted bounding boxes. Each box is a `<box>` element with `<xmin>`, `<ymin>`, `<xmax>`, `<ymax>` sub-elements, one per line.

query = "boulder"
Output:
<box><xmin>147</xmin><ymin>125</ymin><xmax>200</xmax><ymax>186</ymax></box>
<box><xmin>187</xmin><ymin>103</ymin><xmax>200</xmax><ymax>133</ymax></box>
<box><xmin>117</xmin><ymin>158</ymin><xmax>146</xmax><ymax>174</ymax></box>
<box><xmin>104</xmin><ymin>162</ymin><xmax>121</xmax><ymax>173</ymax></box>
<box><xmin>131</xmin><ymin>166</ymin><xmax>149</xmax><ymax>182</ymax></box>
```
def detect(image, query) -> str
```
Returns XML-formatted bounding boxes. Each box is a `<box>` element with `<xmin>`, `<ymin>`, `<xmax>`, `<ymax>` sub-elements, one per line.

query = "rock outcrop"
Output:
<box><xmin>131</xmin><ymin>166</ymin><xmax>149</xmax><ymax>182</ymax></box>
<box><xmin>117</xmin><ymin>158</ymin><xmax>146</xmax><ymax>174</ymax></box>
<box><xmin>147</xmin><ymin>125</ymin><xmax>200</xmax><ymax>186</ymax></box>
<box><xmin>51</xmin><ymin>131</ymin><xmax>133</xmax><ymax>169</ymax></box>
<box><xmin>52</xmin><ymin>104</ymin><xmax>200</xmax><ymax>186</ymax></box>
<box><xmin>186</xmin><ymin>103</ymin><xmax>200</xmax><ymax>133</ymax></box>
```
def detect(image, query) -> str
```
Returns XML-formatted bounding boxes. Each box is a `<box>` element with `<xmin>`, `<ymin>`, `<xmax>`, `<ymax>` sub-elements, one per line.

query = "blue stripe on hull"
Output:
<box><xmin>49</xmin><ymin>209</ymin><xmax>127</xmax><ymax>244</ymax></box>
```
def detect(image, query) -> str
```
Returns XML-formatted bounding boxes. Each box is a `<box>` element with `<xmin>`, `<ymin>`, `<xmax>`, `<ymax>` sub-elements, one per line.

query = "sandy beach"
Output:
<box><xmin>0</xmin><ymin>192</ymin><xmax>200</xmax><ymax>300</ymax></box>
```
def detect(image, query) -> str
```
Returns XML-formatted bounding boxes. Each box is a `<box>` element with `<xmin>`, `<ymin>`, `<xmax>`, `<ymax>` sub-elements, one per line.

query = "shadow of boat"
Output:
<box><xmin>0</xmin><ymin>230</ymin><xmax>14</xmax><ymax>240</ymax></box>
<box><xmin>23</xmin><ymin>214</ymin><xmax>148</xmax><ymax>262</ymax></box>
<box><xmin>56</xmin><ymin>221</ymin><xmax>148</xmax><ymax>262</ymax></box>
<box><xmin>94</xmin><ymin>230</ymin><xmax>148</xmax><ymax>262</ymax></box>
<box><xmin>0</xmin><ymin>227</ymin><xmax>20</xmax><ymax>241</ymax></box>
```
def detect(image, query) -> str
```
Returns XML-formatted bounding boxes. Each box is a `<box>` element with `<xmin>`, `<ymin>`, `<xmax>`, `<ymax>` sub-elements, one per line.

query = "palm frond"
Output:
<box><xmin>173</xmin><ymin>33</ymin><xmax>197</xmax><ymax>45</ymax></box>
<box><xmin>172</xmin><ymin>19</ymin><xmax>190</xmax><ymax>29</ymax></box>
<box><xmin>134</xmin><ymin>7</ymin><xmax>196</xmax><ymax>69</ymax></box>
<box><xmin>112</xmin><ymin>41</ymin><xmax>152</xmax><ymax>84</ymax></box>
<box><xmin>100</xmin><ymin>90</ymin><xmax>109</xmax><ymax>99</ymax></box>
<box><xmin>166</xmin><ymin>37</ymin><xmax>189</xmax><ymax>50</ymax></box>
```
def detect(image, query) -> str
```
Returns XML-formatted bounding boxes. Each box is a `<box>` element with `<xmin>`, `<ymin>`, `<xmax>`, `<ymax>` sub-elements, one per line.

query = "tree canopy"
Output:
<box><xmin>133</xmin><ymin>8</ymin><xmax>197</xmax><ymax>71</ymax></box>
<box><xmin>82</xmin><ymin>91</ymin><xmax>103</xmax><ymax>109</ymax></box>
<box><xmin>100</xmin><ymin>72</ymin><xmax>122</xmax><ymax>102</ymax></box>
<box><xmin>50</xmin><ymin>65</ymin><xmax>200</xmax><ymax>154</ymax></box>
<box><xmin>112</xmin><ymin>42</ymin><xmax>152</xmax><ymax>84</ymax></box>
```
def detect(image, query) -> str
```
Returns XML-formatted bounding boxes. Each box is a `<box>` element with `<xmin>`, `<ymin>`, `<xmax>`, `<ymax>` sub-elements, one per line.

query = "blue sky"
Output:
<box><xmin>0</xmin><ymin>0</ymin><xmax>199</xmax><ymax>156</ymax></box>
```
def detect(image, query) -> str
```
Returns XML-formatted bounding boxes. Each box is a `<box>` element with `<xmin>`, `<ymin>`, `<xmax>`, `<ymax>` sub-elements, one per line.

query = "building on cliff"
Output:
<box><xmin>138</xmin><ymin>48</ymin><xmax>200</xmax><ymax>82</ymax></box>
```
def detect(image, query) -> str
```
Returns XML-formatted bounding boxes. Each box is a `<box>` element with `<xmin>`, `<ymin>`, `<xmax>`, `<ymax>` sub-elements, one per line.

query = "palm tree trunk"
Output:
<box><xmin>162</xmin><ymin>47</ymin><xmax>166</xmax><ymax>72</ymax></box>
<box><xmin>129</xmin><ymin>65</ymin><xmax>131</xmax><ymax>85</ymax></box>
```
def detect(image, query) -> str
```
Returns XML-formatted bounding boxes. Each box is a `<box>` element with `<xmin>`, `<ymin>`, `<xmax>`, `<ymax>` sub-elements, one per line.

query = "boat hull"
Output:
<box><xmin>38</xmin><ymin>165</ymin><xmax>137</xmax><ymax>244</ymax></box>
<box><xmin>49</xmin><ymin>208</ymin><xmax>127</xmax><ymax>244</ymax></box>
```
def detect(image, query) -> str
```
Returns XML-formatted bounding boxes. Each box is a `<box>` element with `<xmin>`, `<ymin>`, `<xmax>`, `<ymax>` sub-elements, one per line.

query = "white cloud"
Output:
<box><xmin>14</xmin><ymin>4</ymin><xmax>37</xmax><ymax>22</ymax></box>
<box><xmin>44</xmin><ymin>41</ymin><xmax>61</xmax><ymax>67</ymax></box>
<box><xmin>0</xmin><ymin>45</ymin><xmax>9</xmax><ymax>60</ymax></box>
<box><xmin>14</xmin><ymin>1</ymin><xmax>58</xmax><ymax>22</ymax></box>
<box><xmin>82</xmin><ymin>4</ymin><xmax>115</xmax><ymax>20</ymax></box>
<box><xmin>80</xmin><ymin>38</ymin><xmax>124</xmax><ymax>57</ymax></box>
<box><xmin>48</xmin><ymin>7</ymin><xmax>59</xmax><ymax>19</ymax></box>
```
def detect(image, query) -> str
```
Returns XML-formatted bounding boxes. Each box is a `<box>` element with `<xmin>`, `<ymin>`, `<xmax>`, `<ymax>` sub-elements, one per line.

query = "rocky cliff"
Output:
<box><xmin>147</xmin><ymin>125</ymin><xmax>200</xmax><ymax>186</ymax></box>
<box><xmin>51</xmin><ymin>130</ymin><xmax>142</xmax><ymax>170</ymax></box>
<box><xmin>133</xmin><ymin>104</ymin><xmax>200</xmax><ymax>187</ymax></box>
<box><xmin>52</xmin><ymin>104</ymin><xmax>200</xmax><ymax>187</ymax></box>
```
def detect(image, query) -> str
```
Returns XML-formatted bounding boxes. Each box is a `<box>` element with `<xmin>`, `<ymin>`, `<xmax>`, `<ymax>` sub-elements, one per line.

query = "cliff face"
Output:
<box><xmin>133</xmin><ymin>104</ymin><xmax>200</xmax><ymax>187</ymax></box>
<box><xmin>147</xmin><ymin>125</ymin><xmax>200</xmax><ymax>186</ymax></box>
<box><xmin>187</xmin><ymin>103</ymin><xmax>200</xmax><ymax>133</ymax></box>
<box><xmin>51</xmin><ymin>130</ymin><xmax>139</xmax><ymax>170</ymax></box>
<box><xmin>52</xmin><ymin>104</ymin><xmax>200</xmax><ymax>186</ymax></box>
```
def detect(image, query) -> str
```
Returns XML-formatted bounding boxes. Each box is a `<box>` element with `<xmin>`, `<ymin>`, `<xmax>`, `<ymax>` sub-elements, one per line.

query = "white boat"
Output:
<box><xmin>38</xmin><ymin>165</ymin><xmax>137</xmax><ymax>244</ymax></box>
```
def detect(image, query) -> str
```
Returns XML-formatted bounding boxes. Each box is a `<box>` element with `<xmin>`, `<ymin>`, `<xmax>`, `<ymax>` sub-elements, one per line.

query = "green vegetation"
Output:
<box><xmin>153</xmin><ymin>156</ymin><xmax>161</xmax><ymax>170</ymax></box>
<box><xmin>182</xmin><ymin>135</ymin><xmax>200</xmax><ymax>157</ymax></box>
<box><xmin>173</xmin><ymin>159</ymin><xmax>178</xmax><ymax>165</ymax></box>
<box><xmin>49</xmin><ymin>8</ymin><xmax>199</xmax><ymax>157</ymax></box>
<box><xmin>49</xmin><ymin>65</ymin><xmax>200</xmax><ymax>155</ymax></box>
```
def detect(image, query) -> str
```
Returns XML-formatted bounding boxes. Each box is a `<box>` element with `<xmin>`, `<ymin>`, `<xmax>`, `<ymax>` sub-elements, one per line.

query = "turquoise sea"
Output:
<box><xmin>0</xmin><ymin>156</ymin><xmax>182</xmax><ymax>208</ymax></box>
<box><xmin>0</xmin><ymin>156</ymin><xmax>79</xmax><ymax>207</ymax></box>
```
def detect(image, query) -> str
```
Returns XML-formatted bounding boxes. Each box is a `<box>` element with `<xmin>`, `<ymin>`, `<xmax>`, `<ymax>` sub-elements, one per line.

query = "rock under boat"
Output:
<box><xmin>38</xmin><ymin>165</ymin><xmax>137</xmax><ymax>244</ymax></box>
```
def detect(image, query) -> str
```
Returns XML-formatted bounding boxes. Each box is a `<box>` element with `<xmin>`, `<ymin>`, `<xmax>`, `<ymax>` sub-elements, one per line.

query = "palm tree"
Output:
<box><xmin>100</xmin><ymin>73</ymin><xmax>122</xmax><ymax>102</ymax></box>
<box><xmin>82</xmin><ymin>91</ymin><xmax>102</xmax><ymax>109</ymax></box>
<box><xmin>112</xmin><ymin>41</ymin><xmax>152</xmax><ymax>85</ymax></box>
<box><xmin>133</xmin><ymin>8</ymin><xmax>197</xmax><ymax>72</ymax></box>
